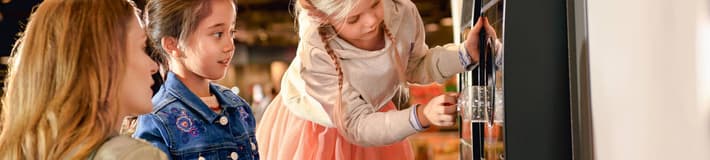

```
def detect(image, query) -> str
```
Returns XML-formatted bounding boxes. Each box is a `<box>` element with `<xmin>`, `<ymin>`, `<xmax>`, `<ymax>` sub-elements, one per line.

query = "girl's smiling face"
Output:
<box><xmin>179</xmin><ymin>0</ymin><xmax>237</xmax><ymax>81</ymax></box>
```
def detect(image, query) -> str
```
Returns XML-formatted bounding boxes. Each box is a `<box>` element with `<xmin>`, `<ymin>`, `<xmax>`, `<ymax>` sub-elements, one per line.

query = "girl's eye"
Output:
<box><xmin>213</xmin><ymin>32</ymin><xmax>223</xmax><ymax>38</ymax></box>
<box><xmin>347</xmin><ymin>16</ymin><xmax>359</xmax><ymax>24</ymax></box>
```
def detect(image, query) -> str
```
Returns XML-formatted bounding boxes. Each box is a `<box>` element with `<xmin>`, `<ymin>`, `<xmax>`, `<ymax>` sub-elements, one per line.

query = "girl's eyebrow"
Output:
<box><xmin>370</xmin><ymin>0</ymin><xmax>380</xmax><ymax>8</ymax></box>
<box><xmin>350</xmin><ymin>0</ymin><xmax>381</xmax><ymax>18</ymax></box>
<box><xmin>208</xmin><ymin>23</ymin><xmax>226</xmax><ymax>29</ymax></box>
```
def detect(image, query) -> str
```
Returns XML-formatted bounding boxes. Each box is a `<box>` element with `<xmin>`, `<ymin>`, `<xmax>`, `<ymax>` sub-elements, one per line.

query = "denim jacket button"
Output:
<box><xmin>230</xmin><ymin>152</ymin><xmax>239</xmax><ymax>160</ymax></box>
<box><xmin>198</xmin><ymin>156</ymin><xmax>205</xmax><ymax>160</ymax></box>
<box><xmin>219</xmin><ymin>116</ymin><xmax>228</xmax><ymax>125</ymax></box>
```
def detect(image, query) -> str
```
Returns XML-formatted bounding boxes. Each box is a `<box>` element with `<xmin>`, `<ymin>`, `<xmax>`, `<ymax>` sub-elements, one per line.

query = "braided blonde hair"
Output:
<box><xmin>297</xmin><ymin>0</ymin><xmax>407</xmax><ymax>143</ymax></box>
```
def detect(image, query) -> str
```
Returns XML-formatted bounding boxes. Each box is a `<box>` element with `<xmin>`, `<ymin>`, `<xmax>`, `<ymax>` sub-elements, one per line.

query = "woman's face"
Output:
<box><xmin>118</xmin><ymin>16</ymin><xmax>158</xmax><ymax>116</ymax></box>
<box><xmin>331</xmin><ymin>0</ymin><xmax>384</xmax><ymax>48</ymax></box>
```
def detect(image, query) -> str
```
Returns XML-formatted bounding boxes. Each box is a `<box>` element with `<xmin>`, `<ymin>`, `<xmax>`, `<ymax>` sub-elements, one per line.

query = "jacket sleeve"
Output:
<box><xmin>403</xmin><ymin>1</ymin><xmax>468</xmax><ymax>84</ymax></box>
<box><xmin>300</xmin><ymin>48</ymin><xmax>419</xmax><ymax>147</ymax></box>
<box><xmin>121</xmin><ymin>144</ymin><xmax>169</xmax><ymax>160</ymax></box>
<box><xmin>92</xmin><ymin>136</ymin><xmax>169</xmax><ymax>160</ymax></box>
<box><xmin>133</xmin><ymin>114</ymin><xmax>171</xmax><ymax>156</ymax></box>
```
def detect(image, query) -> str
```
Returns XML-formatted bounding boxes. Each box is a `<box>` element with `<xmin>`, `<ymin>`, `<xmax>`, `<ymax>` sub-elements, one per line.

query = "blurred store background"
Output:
<box><xmin>6</xmin><ymin>0</ymin><xmax>710</xmax><ymax>159</ymax></box>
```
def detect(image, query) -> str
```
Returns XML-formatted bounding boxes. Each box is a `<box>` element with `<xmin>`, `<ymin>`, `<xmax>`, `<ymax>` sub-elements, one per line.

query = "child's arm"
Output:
<box><xmin>393</xmin><ymin>0</ymin><xmax>498</xmax><ymax>85</ymax></box>
<box><xmin>133</xmin><ymin>114</ymin><xmax>171</xmax><ymax>156</ymax></box>
<box><xmin>402</xmin><ymin>2</ymin><xmax>469</xmax><ymax>84</ymax></box>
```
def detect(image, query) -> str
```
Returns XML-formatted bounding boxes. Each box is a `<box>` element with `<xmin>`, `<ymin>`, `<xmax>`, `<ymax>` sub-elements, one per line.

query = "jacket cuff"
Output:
<box><xmin>409</xmin><ymin>104</ymin><xmax>429</xmax><ymax>131</ymax></box>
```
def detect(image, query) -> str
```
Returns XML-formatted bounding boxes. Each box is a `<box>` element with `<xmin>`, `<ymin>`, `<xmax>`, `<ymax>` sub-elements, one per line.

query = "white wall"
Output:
<box><xmin>697</xmin><ymin>0</ymin><xmax>710</xmax><ymax>132</ymax></box>
<box><xmin>588</xmin><ymin>0</ymin><xmax>710</xmax><ymax>159</ymax></box>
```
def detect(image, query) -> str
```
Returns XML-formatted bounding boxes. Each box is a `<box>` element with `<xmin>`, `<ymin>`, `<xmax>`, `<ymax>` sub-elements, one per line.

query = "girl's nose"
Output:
<box><xmin>362</xmin><ymin>13</ymin><xmax>379</xmax><ymax>31</ymax></box>
<box><xmin>224</xmin><ymin>39</ymin><xmax>235</xmax><ymax>53</ymax></box>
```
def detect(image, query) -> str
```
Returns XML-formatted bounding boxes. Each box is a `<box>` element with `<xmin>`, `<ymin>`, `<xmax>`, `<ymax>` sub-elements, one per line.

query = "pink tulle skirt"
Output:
<box><xmin>256</xmin><ymin>96</ymin><xmax>414</xmax><ymax>160</ymax></box>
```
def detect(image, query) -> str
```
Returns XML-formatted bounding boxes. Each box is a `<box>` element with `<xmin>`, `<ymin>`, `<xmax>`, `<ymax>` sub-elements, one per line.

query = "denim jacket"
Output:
<box><xmin>134</xmin><ymin>72</ymin><xmax>259</xmax><ymax>160</ymax></box>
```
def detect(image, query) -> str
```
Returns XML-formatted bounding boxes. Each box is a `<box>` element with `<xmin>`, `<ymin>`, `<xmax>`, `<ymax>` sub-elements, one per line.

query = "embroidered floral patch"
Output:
<box><xmin>172</xmin><ymin>109</ymin><xmax>202</xmax><ymax>140</ymax></box>
<box><xmin>237</xmin><ymin>107</ymin><xmax>249</xmax><ymax>127</ymax></box>
<box><xmin>238</xmin><ymin>107</ymin><xmax>249</xmax><ymax>122</ymax></box>
<box><xmin>176</xmin><ymin>115</ymin><xmax>193</xmax><ymax>133</ymax></box>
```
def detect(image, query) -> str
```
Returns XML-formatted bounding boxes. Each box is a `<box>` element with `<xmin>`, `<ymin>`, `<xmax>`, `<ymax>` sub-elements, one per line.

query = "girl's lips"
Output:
<box><xmin>218</xmin><ymin>58</ymin><xmax>231</xmax><ymax>65</ymax></box>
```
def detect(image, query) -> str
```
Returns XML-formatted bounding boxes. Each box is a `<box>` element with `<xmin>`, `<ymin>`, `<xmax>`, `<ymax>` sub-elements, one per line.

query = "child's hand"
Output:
<box><xmin>417</xmin><ymin>93</ymin><xmax>459</xmax><ymax>127</ymax></box>
<box><xmin>464</xmin><ymin>17</ymin><xmax>497</xmax><ymax>64</ymax></box>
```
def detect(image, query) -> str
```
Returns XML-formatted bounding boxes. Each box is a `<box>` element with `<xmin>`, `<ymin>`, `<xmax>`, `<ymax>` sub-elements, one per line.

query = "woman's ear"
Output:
<box><xmin>161</xmin><ymin>37</ymin><xmax>181</xmax><ymax>57</ymax></box>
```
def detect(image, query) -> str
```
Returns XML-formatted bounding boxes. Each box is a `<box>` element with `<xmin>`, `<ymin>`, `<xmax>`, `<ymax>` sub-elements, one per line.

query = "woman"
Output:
<box><xmin>0</xmin><ymin>0</ymin><xmax>166</xmax><ymax>159</ymax></box>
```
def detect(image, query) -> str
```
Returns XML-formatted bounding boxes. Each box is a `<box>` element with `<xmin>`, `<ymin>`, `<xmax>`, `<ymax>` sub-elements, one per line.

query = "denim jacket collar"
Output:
<box><xmin>163</xmin><ymin>72</ymin><xmax>241</xmax><ymax>122</ymax></box>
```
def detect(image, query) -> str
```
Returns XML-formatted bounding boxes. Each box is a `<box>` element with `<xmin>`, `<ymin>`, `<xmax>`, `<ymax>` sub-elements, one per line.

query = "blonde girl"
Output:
<box><xmin>256</xmin><ymin>0</ymin><xmax>495</xmax><ymax>159</ymax></box>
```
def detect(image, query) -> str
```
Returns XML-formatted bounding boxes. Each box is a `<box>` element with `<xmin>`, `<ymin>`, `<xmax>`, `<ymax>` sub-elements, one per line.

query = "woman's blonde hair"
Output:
<box><xmin>0</xmin><ymin>0</ymin><xmax>136</xmax><ymax>159</ymax></box>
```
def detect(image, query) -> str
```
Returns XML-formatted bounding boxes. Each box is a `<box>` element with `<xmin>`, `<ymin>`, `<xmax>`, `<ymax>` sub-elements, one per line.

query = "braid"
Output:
<box><xmin>299</xmin><ymin>0</ymin><xmax>343</xmax><ymax>88</ymax></box>
<box><xmin>382</xmin><ymin>24</ymin><xmax>411</xmax><ymax>110</ymax></box>
<box><xmin>382</xmin><ymin>24</ymin><xmax>406</xmax><ymax>84</ymax></box>
<box><xmin>300</xmin><ymin>0</ymin><xmax>353</xmax><ymax>141</ymax></box>
<box><xmin>316</xmin><ymin>25</ymin><xmax>344</xmax><ymax>91</ymax></box>
<box><xmin>299</xmin><ymin>0</ymin><xmax>330</xmax><ymax>23</ymax></box>
<box><xmin>316</xmin><ymin>24</ymin><xmax>352</xmax><ymax>141</ymax></box>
